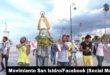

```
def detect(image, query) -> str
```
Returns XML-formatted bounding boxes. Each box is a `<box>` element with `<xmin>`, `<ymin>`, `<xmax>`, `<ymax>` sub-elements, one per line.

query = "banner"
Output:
<box><xmin>6</xmin><ymin>66</ymin><xmax>110</xmax><ymax>75</ymax></box>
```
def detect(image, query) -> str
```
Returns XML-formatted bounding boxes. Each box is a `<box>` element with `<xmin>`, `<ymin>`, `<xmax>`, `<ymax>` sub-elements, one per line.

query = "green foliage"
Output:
<box><xmin>92</xmin><ymin>36</ymin><xmax>99</xmax><ymax>42</ymax></box>
<box><xmin>35</xmin><ymin>35</ymin><xmax>53</xmax><ymax>46</ymax></box>
<box><xmin>103</xmin><ymin>3</ymin><xmax>109</xmax><ymax>12</ymax></box>
<box><xmin>102</xmin><ymin>34</ymin><xmax>110</xmax><ymax>43</ymax></box>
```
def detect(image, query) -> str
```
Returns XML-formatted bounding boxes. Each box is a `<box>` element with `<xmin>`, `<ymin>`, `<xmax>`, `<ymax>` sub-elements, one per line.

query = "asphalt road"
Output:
<box><xmin>0</xmin><ymin>46</ymin><xmax>110</xmax><ymax>75</ymax></box>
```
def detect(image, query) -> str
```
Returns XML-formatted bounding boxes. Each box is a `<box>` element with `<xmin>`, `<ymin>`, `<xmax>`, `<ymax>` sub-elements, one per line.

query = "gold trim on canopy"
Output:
<box><xmin>38</xmin><ymin>11</ymin><xmax>50</xmax><ymax>30</ymax></box>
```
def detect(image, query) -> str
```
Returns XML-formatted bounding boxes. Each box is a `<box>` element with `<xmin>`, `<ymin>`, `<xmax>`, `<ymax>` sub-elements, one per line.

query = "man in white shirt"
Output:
<box><xmin>0</xmin><ymin>36</ymin><xmax>10</xmax><ymax>71</ymax></box>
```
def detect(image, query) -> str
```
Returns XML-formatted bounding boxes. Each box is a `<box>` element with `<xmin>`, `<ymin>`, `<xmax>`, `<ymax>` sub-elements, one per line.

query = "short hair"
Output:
<box><xmin>95</xmin><ymin>36</ymin><xmax>99</xmax><ymax>40</ymax></box>
<box><xmin>20</xmin><ymin>36</ymin><xmax>27</xmax><ymax>43</ymax></box>
<box><xmin>62</xmin><ymin>34</ymin><xmax>67</xmax><ymax>38</ymax></box>
<box><xmin>66</xmin><ymin>35</ymin><xmax>70</xmax><ymax>37</ymax></box>
<box><xmin>85</xmin><ymin>35</ymin><xmax>91</xmax><ymax>39</ymax></box>
<box><xmin>3</xmin><ymin>36</ymin><xmax>8</xmax><ymax>41</ymax></box>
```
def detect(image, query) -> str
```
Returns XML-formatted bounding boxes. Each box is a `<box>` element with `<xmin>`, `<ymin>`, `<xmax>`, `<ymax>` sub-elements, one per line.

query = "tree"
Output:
<box><xmin>103</xmin><ymin>3</ymin><xmax>109</xmax><ymax>35</ymax></box>
<box><xmin>92</xmin><ymin>36</ymin><xmax>99</xmax><ymax>42</ymax></box>
<box><xmin>103</xmin><ymin>3</ymin><xmax>109</xmax><ymax>12</ymax></box>
<box><xmin>102</xmin><ymin>34</ymin><xmax>110</xmax><ymax>43</ymax></box>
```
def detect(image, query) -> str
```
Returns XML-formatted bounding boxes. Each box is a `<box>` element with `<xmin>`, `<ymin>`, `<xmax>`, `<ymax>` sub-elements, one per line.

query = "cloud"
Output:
<box><xmin>52</xmin><ymin>0</ymin><xmax>110</xmax><ymax>37</ymax></box>
<box><xmin>0</xmin><ymin>0</ymin><xmax>110</xmax><ymax>44</ymax></box>
<box><xmin>86</xmin><ymin>0</ymin><xmax>110</xmax><ymax>10</ymax></box>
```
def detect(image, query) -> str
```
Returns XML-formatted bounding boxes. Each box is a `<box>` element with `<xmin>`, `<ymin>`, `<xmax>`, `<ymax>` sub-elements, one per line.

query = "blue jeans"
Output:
<box><xmin>36</xmin><ymin>55</ymin><xmax>48</xmax><ymax>66</ymax></box>
<box><xmin>1</xmin><ymin>54</ymin><xmax>8</xmax><ymax>70</ymax></box>
<box><xmin>57</xmin><ymin>62</ymin><xmax>69</xmax><ymax>66</ymax></box>
<box><xmin>97</xmin><ymin>56</ymin><xmax>104</xmax><ymax>66</ymax></box>
<box><xmin>36</xmin><ymin>45</ymin><xmax>50</xmax><ymax>66</ymax></box>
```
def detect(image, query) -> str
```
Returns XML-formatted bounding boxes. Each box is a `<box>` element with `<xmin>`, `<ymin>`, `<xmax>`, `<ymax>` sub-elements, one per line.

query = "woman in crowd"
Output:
<box><xmin>96</xmin><ymin>37</ymin><xmax>108</xmax><ymax>66</ymax></box>
<box><xmin>16</xmin><ymin>37</ymin><xmax>30</xmax><ymax>66</ymax></box>
<box><xmin>57</xmin><ymin>35</ymin><xmax>69</xmax><ymax>66</ymax></box>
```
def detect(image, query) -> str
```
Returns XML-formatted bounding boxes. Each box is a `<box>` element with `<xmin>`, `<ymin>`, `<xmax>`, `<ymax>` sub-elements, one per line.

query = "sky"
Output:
<box><xmin>0</xmin><ymin>0</ymin><xmax>110</xmax><ymax>44</ymax></box>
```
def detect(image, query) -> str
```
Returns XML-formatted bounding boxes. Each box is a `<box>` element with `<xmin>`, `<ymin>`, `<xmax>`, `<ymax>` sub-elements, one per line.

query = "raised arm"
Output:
<box><xmin>16</xmin><ymin>44</ymin><xmax>24</xmax><ymax>49</ymax></box>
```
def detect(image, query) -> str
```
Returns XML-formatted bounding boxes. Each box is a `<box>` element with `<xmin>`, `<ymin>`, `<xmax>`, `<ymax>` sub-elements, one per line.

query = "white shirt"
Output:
<box><xmin>96</xmin><ymin>43</ymin><xmax>104</xmax><ymax>56</ymax></box>
<box><xmin>72</xmin><ymin>40</ymin><xmax>79</xmax><ymax>50</ymax></box>
<box><xmin>0</xmin><ymin>42</ymin><xmax>3</xmax><ymax>52</ymax></box>
<box><xmin>57</xmin><ymin>43</ymin><xmax>61</xmax><ymax>51</ymax></box>
<box><xmin>57</xmin><ymin>43</ymin><xmax>69</xmax><ymax>62</ymax></box>
<box><xmin>40</xmin><ymin>18</ymin><xmax>47</xmax><ymax>29</ymax></box>
<box><xmin>2</xmin><ymin>41</ymin><xmax>10</xmax><ymax>55</ymax></box>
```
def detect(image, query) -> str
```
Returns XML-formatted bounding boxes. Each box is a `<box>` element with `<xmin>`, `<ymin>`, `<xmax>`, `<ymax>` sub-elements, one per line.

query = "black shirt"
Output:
<box><xmin>80</xmin><ymin>41</ymin><xmax>92</xmax><ymax>56</ymax></box>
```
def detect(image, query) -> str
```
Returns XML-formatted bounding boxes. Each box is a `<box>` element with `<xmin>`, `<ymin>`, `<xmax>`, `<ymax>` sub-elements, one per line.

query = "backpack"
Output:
<box><xmin>93</xmin><ymin>43</ymin><xmax>98</xmax><ymax>55</ymax></box>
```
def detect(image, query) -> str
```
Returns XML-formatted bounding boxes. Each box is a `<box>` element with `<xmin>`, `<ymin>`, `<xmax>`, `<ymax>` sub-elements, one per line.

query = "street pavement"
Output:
<box><xmin>0</xmin><ymin>46</ymin><xmax>110</xmax><ymax>75</ymax></box>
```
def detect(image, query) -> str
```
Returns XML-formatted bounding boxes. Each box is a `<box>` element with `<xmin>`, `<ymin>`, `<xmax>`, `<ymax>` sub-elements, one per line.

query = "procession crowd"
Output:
<box><xmin>0</xmin><ymin>34</ymin><xmax>109</xmax><ymax>72</ymax></box>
